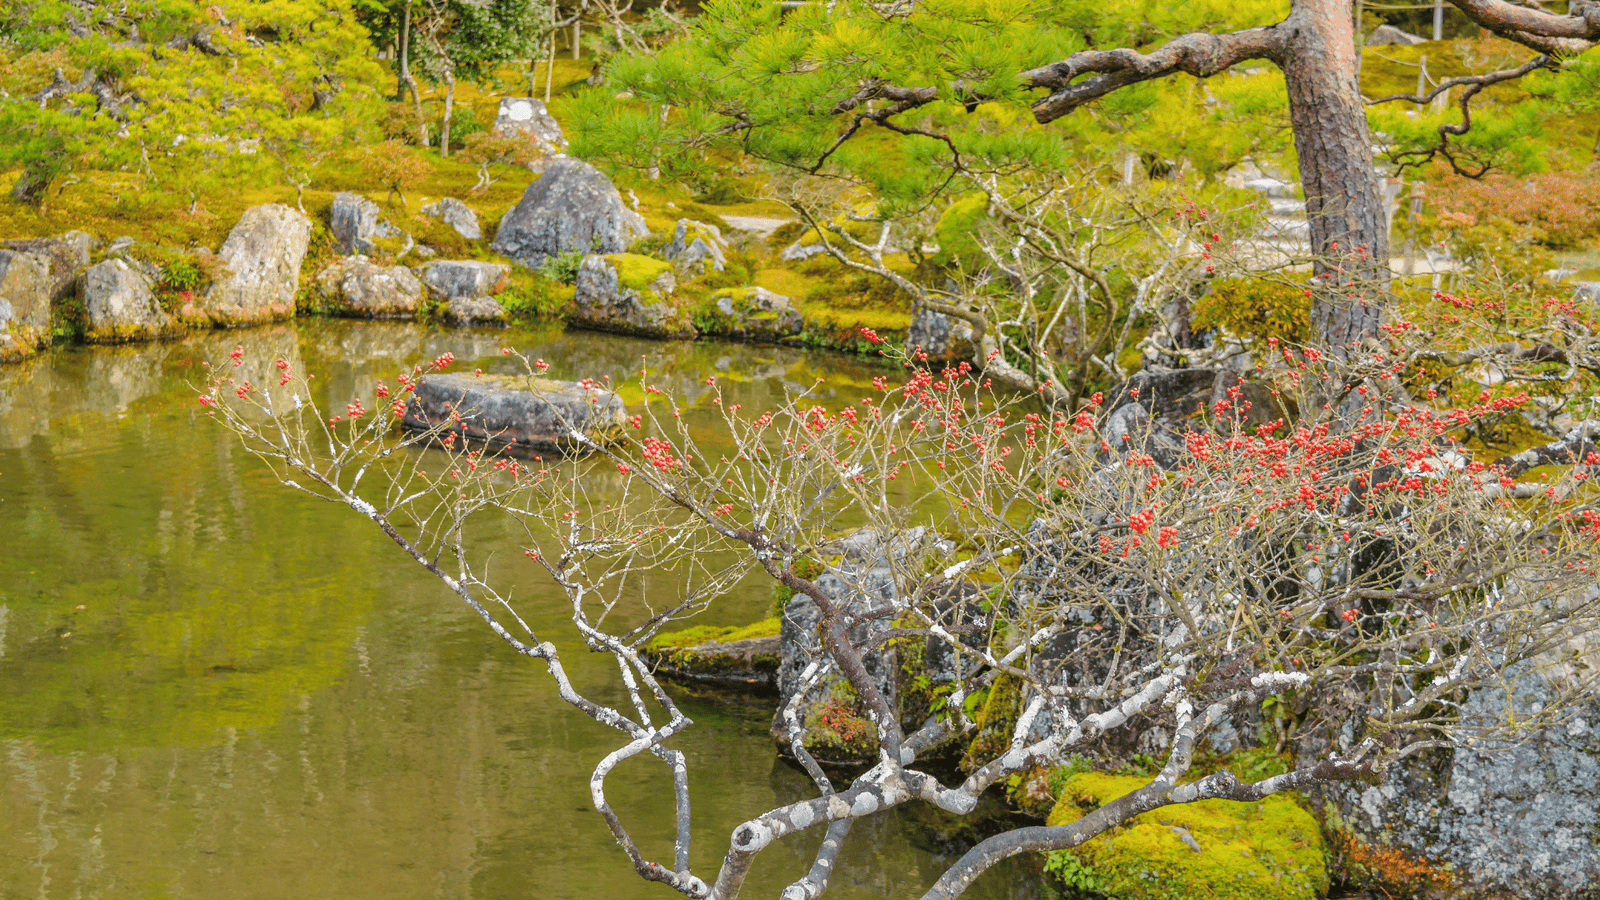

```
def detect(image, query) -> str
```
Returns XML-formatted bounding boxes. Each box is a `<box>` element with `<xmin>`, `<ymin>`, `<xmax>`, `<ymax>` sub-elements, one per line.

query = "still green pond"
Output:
<box><xmin>0</xmin><ymin>320</ymin><xmax>1040</xmax><ymax>900</ymax></box>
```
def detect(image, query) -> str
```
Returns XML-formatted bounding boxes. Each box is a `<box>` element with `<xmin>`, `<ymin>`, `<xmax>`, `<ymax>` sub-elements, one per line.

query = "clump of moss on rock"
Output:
<box><xmin>1043</xmin><ymin>769</ymin><xmax>1328</xmax><ymax>900</ymax></box>
<box><xmin>643</xmin><ymin>618</ymin><xmax>781</xmax><ymax>692</ymax></box>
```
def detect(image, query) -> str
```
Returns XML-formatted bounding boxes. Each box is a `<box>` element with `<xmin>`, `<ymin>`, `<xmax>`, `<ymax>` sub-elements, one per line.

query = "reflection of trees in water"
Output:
<box><xmin>0</xmin><ymin>320</ymin><xmax>963</xmax><ymax>900</ymax></box>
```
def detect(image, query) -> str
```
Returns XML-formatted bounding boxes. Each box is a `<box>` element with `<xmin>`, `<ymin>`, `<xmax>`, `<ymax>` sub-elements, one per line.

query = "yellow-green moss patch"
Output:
<box><xmin>1044</xmin><ymin>771</ymin><xmax>1327</xmax><ymax>900</ymax></box>
<box><xmin>646</xmin><ymin>617</ymin><xmax>780</xmax><ymax>651</ymax></box>
<box><xmin>604</xmin><ymin>252</ymin><xmax>674</xmax><ymax>293</ymax></box>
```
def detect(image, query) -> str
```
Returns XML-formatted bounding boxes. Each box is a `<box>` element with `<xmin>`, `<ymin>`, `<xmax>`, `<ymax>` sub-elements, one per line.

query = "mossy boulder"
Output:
<box><xmin>663</xmin><ymin>218</ymin><xmax>727</xmax><ymax>276</ymax></box>
<box><xmin>181</xmin><ymin>204</ymin><xmax>311</xmax><ymax>327</ymax></box>
<box><xmin>643</xmin><ymin>618</ymin><xmax>781</xmax><ymax>692</ymax></box>
<box><xmin>1043</xmin><ymin>771</ymin><xmax>1328</xmax><ymax>900</ymax></box>
<box><xmin>312</xmin><ymin>255</ymin><xmax>425</xmax><ymax>319</ymax></box>
<box><xmin>696</xmin><ymin>287</ymin><xmax>803</xmax><ymax>342</ymax></box>
<box><xmin>569</xmin><ymin>253</ymin><xmax>694</xmax><ymax>339</ymax></box>
<box><xmin>78</xmin><ymin>258</ymin><xmax>185</xmax><ymax>343</ymax></box>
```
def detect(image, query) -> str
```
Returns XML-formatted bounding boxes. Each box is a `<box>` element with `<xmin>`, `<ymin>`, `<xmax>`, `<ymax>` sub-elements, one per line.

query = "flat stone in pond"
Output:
<box><xmin>643</xmin><ymin>633</ymin><xmax>780</xmax><ymax>693</ymax></box>
<box><xmin>403</xmin><ymin>372</ymin><xmax>625</xmax><ymax>455</ymax></box>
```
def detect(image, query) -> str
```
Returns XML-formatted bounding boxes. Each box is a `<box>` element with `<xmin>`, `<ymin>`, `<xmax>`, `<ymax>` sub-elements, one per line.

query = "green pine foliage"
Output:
<box><xmin>571</xmin><ymin>0</ymin><xmax>1298</xmax><ymax>204</ymax></box>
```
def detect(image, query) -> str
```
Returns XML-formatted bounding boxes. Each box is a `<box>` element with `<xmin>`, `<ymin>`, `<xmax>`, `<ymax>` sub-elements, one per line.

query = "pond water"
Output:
<box><xmin>0</xmin><ymin>320</ymin><xmax>1044</xmax><ymax>900</ymax></box>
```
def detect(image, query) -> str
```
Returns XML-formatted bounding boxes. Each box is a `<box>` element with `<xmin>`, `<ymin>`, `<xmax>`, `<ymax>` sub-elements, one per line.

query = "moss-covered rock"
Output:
<box><xmin>643</xmin><ymin>618</ymin><xmax>781</xmax><ymax>691</ymax></box>
<box><xmin>695</xmin><ymin>287</ymin><xmax>803</xmax><ymax>342</ymax></box>
<box><xmin>569</xmin><ymin>253</ymin><xmax>694</xmax><ymax>339</ymax></box>
<box><xmin>1043</xmin><ymin>771</ymin><xmax>1328</xmax><ymax>900</ymax></box>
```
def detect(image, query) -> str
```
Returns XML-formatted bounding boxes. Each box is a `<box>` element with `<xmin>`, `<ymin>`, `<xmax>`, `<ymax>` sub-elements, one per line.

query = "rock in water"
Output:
<box><xmin>570</xmin><ymin>253</ymin><xmax>692</xmax><ymax>339</ymax></box>
<box><xmin>313</xmin><ymin>256</ymin><xmax>425</xmax><ymax>318</ymax></box>
<box><xmin>489</xmin><ymin>159</ymin><xmax>648</xmax><ymax>269</ymax></box>
<box><xmin>906</xmin><ymin>306</ymin><xmax>977</xmax><ymax>364</ymax></box>
<box><xmin>183</xmin><ymin>204</ymin><xmax>312</xmax><ymax>326</ymax></box>
<box><xmin>0</xmin><ymin>231</ymin><xmax>91</xmax><ymax>361</ymax></box>
<box><xmin>79</xmin><ymin>258</ymin><xmax>183</xmax><ymax>342</ymax></box>
<box><xmin>415</xmin><ymin>260</ymin><xmax>510</xmax><ymax>301</ymax></box>
<box><xmin>491</xmin><ymin>97</ymin><xmax>568</xmax><ymax>152</ymax></box>
<box><xmin>0</xmin><ymin>250</ymin><xmax>53</xmax><ymax>363</ymax></box>
<box><xmin>330</xmin><ymin>192</ymin><xmax>403</xmax><ymax>255</ymax></box>
<box><xmin>403</xmin><ymin>372</ymin><xmax>625</xmax><ymax>455</ymax></box>
<box><xmin>1</xmin><ymin>231</ymin><xmax>90</xmax><ymax>305</ymax></box>
<box><xmin>419</xmin><ymin>197</ymin><xmax>481</xmax><ymax>241</ymax></box>
<box><xmin>446</xmin><ymin>297</ymin><xmax>509</xmax><ymax>326</ymax></box>
<box><xmin>701</xmin><ymin>287</ymin><xmax>802</xmax><ymax>342</ymax></box>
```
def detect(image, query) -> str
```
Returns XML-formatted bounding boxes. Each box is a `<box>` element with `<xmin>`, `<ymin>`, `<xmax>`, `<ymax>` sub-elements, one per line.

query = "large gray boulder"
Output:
<box><xmin>489</xmin><ymin>159</ymin><xmax>648</xmax><ymax>269</ymax></box>
<box><xmin>0</xmin><ymin>230</ymin><xmax>91</xmax><ymax>362</ymax></box>
<box><xmin>313</xmin><ymin>256</ymin><xmax>425</xmax><ymax>318</ymax></box>
<box><xmin>419</xmin><ymin>197</ymin><xmax>481</xmax><ymax>241</ymax></box>
<box><xmin>1325</xmin><ymin>661</ymin><xmax>1600</xmax><ymax>899</ymax></box>
<box><xmin>570</xmin><ymin>253</ymin><xmax>692</xmax><ymax>339</ymax></box>
<box><xmin>330</xmin><ymin>192</ymin><xmax>403</xmax><ymax>255</ymax></box>
<box><xmin>491</xmin><ymin>97</ymin><xmax>568</xmax><ymax>152</ymax></box>
<box><xmin>1</xmin><ymin>231</ymin><xmax>90</xmax><ymax>304</ymax></box>
<box><xmin>415</xmin><ymin>259</ymin><xmax>510</xmax><ymax>300</ymax></box>
<box><xmin>402</xmin><ymin>372</ymin><xmax>625</xmax><ymax>455</ymax></box>
<box><xmin>0</xmin><ymin>249</ymin><xmax>53</xmax><ymax>363</ymax></box>
<box><xmin>701</xmin><ymin>287</ymin><xmax>802</xmax><ymax>343</ymax></box>
<box><xmin>663</xmin><ymin>218</ymin><xmax>727</xmax><ymax>276</ymax></box>
<box><xmin>182</xmin><ymin>204</ymin><xmax>312</xmax><ymax>326</ymax></box>
<box><xmin>78</xmin><ymin>258</ymin><xmax>182</xmax><ymax>343</ymax></box>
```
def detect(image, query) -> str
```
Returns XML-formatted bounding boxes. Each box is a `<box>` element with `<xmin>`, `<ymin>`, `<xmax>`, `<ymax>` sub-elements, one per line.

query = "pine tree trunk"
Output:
<box><xmin>1282</xmin><ymin>0</ymin><xmax>1389</xmax><ymax>356</ymax></box>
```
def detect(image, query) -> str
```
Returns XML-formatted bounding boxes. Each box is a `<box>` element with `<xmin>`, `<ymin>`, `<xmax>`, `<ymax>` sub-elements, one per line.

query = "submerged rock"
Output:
<box><xmin>182</xmin><ymin>204</ymin><xmax>312</xmax><ymax>326</ymax></box>
<box><xmin>78</xmin><ymin>258</ymin><xmax>183</xmax><ymax>343</ymax></box>
<box><xmin>489</xmin><ymin>159</ymin><xmax>648</xmax><ymax>269</ymax></box>
<box><xmin>403</xmin><ymin>372</ymin><xmax>625</xmax><ymax>455</ymax></box>
<box><xmin>313</xmin><ymin>256</ymin><xmax>424</xmax><ymax>318</ymax></box>
<box><xmin>570</xmin><ymin>253</ymin><xmax>692</xmax><ymax>339</ymax></box>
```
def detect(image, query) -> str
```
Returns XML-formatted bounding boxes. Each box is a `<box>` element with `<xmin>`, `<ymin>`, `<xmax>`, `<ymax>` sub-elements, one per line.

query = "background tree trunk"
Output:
<box><xmin>399</xmin><ymin>0</ymin><xmax>429</xmax><ymax>147</ymax></box>
<box><xmin>440</xmin><ymin>72</ymin><xmax>455</xmax><ymax>157</ymax></box>
<box><xmin>1283</xmin><ymin>0</ymin><xmax>1389</xmax><ymax>356</ymax></box>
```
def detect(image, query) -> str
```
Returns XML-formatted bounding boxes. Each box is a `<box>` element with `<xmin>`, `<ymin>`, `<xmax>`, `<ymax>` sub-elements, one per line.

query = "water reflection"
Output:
<box><xmin>0</xmin><ymin>321</ymin><xmax>1043</xmax><ymax>900</ymax></box>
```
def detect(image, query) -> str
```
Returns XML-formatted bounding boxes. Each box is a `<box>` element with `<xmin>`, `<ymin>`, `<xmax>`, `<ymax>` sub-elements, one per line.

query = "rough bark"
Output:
<box><xmin>1282</xmin><ymin>0</ymin><xmax>1389</xmax><ymax>357</ymax></box>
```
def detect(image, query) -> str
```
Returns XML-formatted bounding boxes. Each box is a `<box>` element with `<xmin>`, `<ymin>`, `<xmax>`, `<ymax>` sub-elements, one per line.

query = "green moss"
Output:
<box><xmin>604</xmin><ymin>252</ymin><xmax>674</xmax><ymax>294</ymax></box>
<box><xmin>645</xmin><ymin>617</ymin><xmax>780</xmax><ymax>651</ymax></box>
<box><xmin>961</xmin><ymin>673</ymin><xmax>1022</xmax><ymax>772</ymax></box>
<box><xmin>1191</xmin><ymin>276</ymin><xmax>1312</xmax><ymax>346</ymax></box>
<box><xmin>933</xmin><ymin>192</ymin><xmax>989</xmax><ymax>269</ymax></box>
<box><xmin>1044</xmin><ymin>771</ymin><xmax>1328</xmax><ymax>900</ymax></box>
